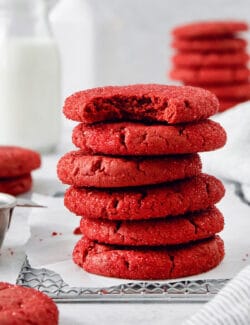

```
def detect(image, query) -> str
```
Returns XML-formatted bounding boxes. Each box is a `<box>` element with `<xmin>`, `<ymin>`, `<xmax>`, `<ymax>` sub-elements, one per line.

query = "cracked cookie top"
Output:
<box><xmin>80</xmin><ymin>206</ymin><xmax>224</xmax><ymax>246</ymax></box>
<box><xmin>57</xmin><ymin>151</ymin><xmax>201</xmax><ymax>188</ymax></box>
<box><xmin>72</xmin><ymin>120</ymin><xmax>226</xmax><ymax>156</ymax></box>
<box><xmin>73</xmin><ymin>236</ymin><xmax>224</xmax><ymax>280</ymax></box>
<box><xmin>63</xmin><ymin>84</ymin><xmax>219</xmax><ymax>124</ymax></box>
<box><xmin>64</xmin><ymin>174</ymin><xmax>225</xmax><ymax>220</ymax></box>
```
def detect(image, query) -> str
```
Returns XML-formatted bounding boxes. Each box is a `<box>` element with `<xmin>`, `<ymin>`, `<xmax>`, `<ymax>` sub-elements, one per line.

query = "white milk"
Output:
<box><xmin>0</xmin><ymin>38</ymin><xmax>61</xmax><ymax>153</ymax></box>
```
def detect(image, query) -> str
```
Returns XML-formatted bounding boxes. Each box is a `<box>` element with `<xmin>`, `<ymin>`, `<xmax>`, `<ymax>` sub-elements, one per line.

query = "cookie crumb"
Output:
<box><xmin>73</xmin><ymin>227</ymin><xmax>82</xmax><ymax>235</ymax></box>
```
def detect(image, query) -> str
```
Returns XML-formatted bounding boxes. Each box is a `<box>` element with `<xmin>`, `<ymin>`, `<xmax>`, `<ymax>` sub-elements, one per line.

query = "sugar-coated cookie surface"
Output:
<box><xmin>172</xmin><ymin>52</ymin><xmax>248</xmax><ymax>68</ymax></box>
<box><xmin>64</xmin><ymin>174</ymin><xmax>225</xmax><ymax>220</ymax></box>
<box><xmin>63</xmin><ymin>84</ymin><xmax>219</xmax><ymax>124</ymax></box>
<box><xmin>57</xmin><ymin>151</ymin><xmax>202</xmax><ymax>188</ymax></box>
<box><xmin>172</xmin><ymin>21</ymin><xmax>248</xmax><ymax>38</ymax></box>
<box><xmin>170</xmin><ymin>67</ymin><xmax>250</xmax><ymax>84</ymax></box>
<box><xmin>172</xmin><ymin>37</ymin><xmax>247</xmax><ymax>52</ymax></box>
<box><xmin>0</xmin><ymin>146</ymin><xmax>41</xmax><ymax>177</ymax></box>
<box><xmin>0</xmin><ymin>282</ymin><xmax>58</xmax><ymax>325</ymax></box>
<box><xmin>72</xmin><ymin>120</ymin><xmax>226</xmax><ymax>156</ymax></box>
<box><xmin>73</xmin><ymin>236</ymin><xmax>224</xmax><ymax>280</ymax></box>
<box><xmin>0</xmin><ymin>174</ymin><xmax>32</xmax><ymax>195</ymax></box>
<box><xmin>80</xmin><ymin>207</ymin><xmax>224</xmax><ymax>246</ymax></box>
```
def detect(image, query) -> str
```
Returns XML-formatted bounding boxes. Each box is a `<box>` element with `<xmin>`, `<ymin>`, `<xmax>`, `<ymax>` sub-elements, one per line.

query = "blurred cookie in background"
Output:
<box><xmin>0</xmin><ymin>146</ymin><xmax>41</xmax><ymax>195</ymax></box>
<box><xmin>169</xmin><ymin>20</ymin><xmax>250</xmax><ymax>112</ymax></box>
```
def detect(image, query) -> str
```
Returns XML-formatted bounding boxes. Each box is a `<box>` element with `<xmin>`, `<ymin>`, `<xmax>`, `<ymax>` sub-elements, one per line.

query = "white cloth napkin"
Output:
<box><xmin>184</xmin><ymin>101</ymin><xmax>250</xmax><ymax>324</ymax></box>
<box><xmin>202</xmin><ymin>100</ymin><xmax>250</xmax><ymax>201</ymax></box>
<box><xmin>183</xmin><ymin>264</ymin><xmax>250</xmax><ymax>325</ymax></box>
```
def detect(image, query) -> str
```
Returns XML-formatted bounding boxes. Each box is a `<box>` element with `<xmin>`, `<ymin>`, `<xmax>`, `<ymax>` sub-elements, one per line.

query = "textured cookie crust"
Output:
<box><xmin>64</xmin><ymin>174</ymin><xmax>225</xmax><ymax>220</ymax></box>
<box><xmin>0</xmin><ymin>282</ymin><xmax>58</xmax><ymax>325</ymax></box>
<box><xmin>72</xmin><ymin>120</ymin><xmax>226</xmax><ymax>156</ymax></box>
<box><xmin>80</xmin><ymin>207</ymin><xmax>224</xmax><ymax>246</ymax></box>
<box><xmin>172</xmin><ymin>38</ymin><xmax>247</xmax><ymax>52</ymax></box>
<box><xmin>0</xmin><ymin>174</ymin><xmax>32</xmax><ymax>195</ymax></box>
<box><xmin>172</xmin><ymin>52</ymin><xmax>249</xmax><ymax>68</ymax></box>
<box><xmin>172</xmin><ymin>21</ymin><xmax>248</xmax><ymax>38</ymax></box>
<box><xmin>170</xmin><ymin>67</ymin><xmax>250</xmax><ymax>84</ymax></box>
<box><xmin>73</xmin><ymin>236</ymin><xmax>224</xmax><ymax>280</ymax></box>
<box><xmin>205</xmin><ymin>83</ymin><xmax>250</xmax><ymax>99</ymax></box>
<box><xmin>57</xmin><ymin>151</ymin><xmax>202</xmax><ymax>188</ymax></box>
<box><xmin>0</xmin><ymin>146</ymin><xmax>41</xmax><ymax>177</ymax></box>
<box><xmin>63</xmin><ymin>84</ymin><xmax>219</xmax><ymax>124</ymax></box>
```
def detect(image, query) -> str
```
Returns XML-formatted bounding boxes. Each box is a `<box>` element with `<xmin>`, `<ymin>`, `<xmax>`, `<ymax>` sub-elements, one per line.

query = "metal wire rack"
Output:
<box><xmin>16</xmin><ymin>257</ymin><xmax>229</xmax><ymax>303</ymax></box>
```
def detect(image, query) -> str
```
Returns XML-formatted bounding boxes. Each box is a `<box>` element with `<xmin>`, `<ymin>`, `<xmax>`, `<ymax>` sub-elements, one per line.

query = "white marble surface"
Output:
<box><xmin>57</xmin><ymin>303</ymin><xmax>202</xmax><ymax>325</ymax></box>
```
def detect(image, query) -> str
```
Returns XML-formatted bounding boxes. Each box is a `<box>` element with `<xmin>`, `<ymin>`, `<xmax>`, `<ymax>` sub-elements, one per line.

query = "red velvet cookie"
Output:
<box><xmin>0</xmin><ymin>146</ymin><xmax>41</xmax><ymax>178</ymax></box>
<box><xmin>0</xmin><ymin>174</ymin><xmax>32</xmax><ymax>195</ymax></box>
<box><xmin>72</xmin><ymin>120</ymin><xmax>226</xmax><ymax>156</ymax></box>
<box><xmin>64</xmin><ymin>174</ymin><xmax>225</xmax><ymax>220</ymax></box>
<box><xmin>57</xmin><ymin>151</ymin><xmax>201</xmax><ymax>188</ymax></box>
<box><xmin>219</xmin><ymin>99</ymin><xmax>244</xmax><ymax>112</ymax></box>
<box><xmin>172</xmin><ymin>21</ymin><xmax>248</xmax><ymax>39</ymax></box>
<box><xmin>205</xmin><ymin>83</ymin><xmax>250</xmax><ymax>99</ymax></box>
<box><xmin>172</xmin><ymin>52</ymin><xmax>249</xmax><ymax>68</ymax></box>
<box><xmin>0</xmin><ymin>282</ymin><xmax>58</xmax><ymax>325</ymax></box>
<box><xmin>80</xmin><ymin>206</ymin><xmax>224</xmax><ymax>246</ymax></box>
<box><xmin>63</xmin><ymin>84</ymin><xmax>219</xmax><ymax>124</ymax></box>
<box><xmin>170</xmin><ymin>67</ymin><xmax>250</xmax><ymax>84</ymax></box>
<box><xmin>73</xmin><ymin>236</ymin><xmax>224</xmax><ymax>280</ymax></box>
<box><xmin>172</xmin><ymin>37</ymin><xmax>247</xmax><ymax>52</ymax></box>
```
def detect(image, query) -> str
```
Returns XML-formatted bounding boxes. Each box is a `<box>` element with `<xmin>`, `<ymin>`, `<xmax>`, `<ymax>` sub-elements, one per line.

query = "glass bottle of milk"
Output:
<box><xmin>0</xmin><ymin>0</ymin><xmax>61</xmax><ymax>153</ymax></box>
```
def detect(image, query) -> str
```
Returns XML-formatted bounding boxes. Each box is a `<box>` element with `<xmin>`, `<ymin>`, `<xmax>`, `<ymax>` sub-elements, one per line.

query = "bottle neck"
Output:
<box><xmin>0</xmin><ymin>0</ymin><xmax>52</xmax><ymax>38</ymax></box>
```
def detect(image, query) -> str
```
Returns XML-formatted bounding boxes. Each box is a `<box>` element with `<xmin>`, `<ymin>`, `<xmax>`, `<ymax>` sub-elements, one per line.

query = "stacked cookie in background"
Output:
<box><xmin>0</xmin><ymin>146</ymin><xmax>41</xmax><ymax>195</ymax></box>
<box><xmin>57</xmin><ymin>84</ymin><xmax>227</xmax><ymax>280</ymax></box>
<box><xmin>169</xmin><ymin>21</ymin><xmax>250</xmax><ymax>112</ymax></box>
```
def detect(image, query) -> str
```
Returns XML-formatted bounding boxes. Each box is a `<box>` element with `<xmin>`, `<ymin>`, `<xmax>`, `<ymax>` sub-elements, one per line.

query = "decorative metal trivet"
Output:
<box><xmin>16</xmin><ymin>257</ymin><xmax>229</xmax><ymax>303</ymax></box>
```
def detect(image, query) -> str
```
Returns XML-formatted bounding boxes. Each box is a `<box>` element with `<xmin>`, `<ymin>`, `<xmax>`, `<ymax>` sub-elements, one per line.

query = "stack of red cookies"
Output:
<box><xmin>57</xmin><ymin>84</ymin><xmax>227</xmax><ymax>280</ymax></box>
<box><xmin>0</xmin><ymin>146</ymin><xmax>41</xmax><ymax>195</ymax></box>
<box><xmin>170</xmin><ymin>21</ymin><xmax>250</xmax><ymax>112</ymax></box>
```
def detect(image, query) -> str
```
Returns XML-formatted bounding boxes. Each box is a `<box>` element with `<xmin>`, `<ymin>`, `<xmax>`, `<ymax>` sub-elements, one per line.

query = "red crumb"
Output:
<box><xmin>51</xmin><ymin>232</ymin><xmax>58</xmax><ymax>236</ymax></box>
<box><xmin>73</xmin><ymin>227</ymin><xmax>82</xmax><ymax>235</ymax></box>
